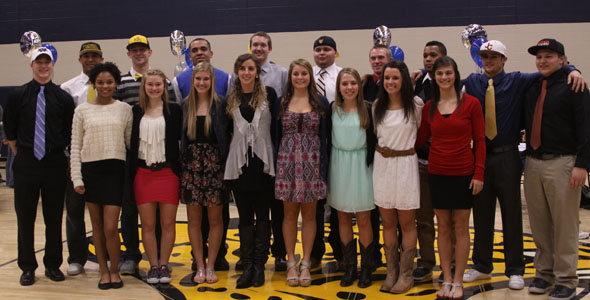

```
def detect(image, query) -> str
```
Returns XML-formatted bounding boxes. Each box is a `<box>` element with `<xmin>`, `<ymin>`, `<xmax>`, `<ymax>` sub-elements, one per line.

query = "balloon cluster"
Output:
<box><xmin>19</xmin><ymin>31</ymin><xmax>59</xmax><ymax>63</ymax></box>
<box><xmin>170</xmin><ymin>30</ymin><xmax>188</xmax><ymax>76</ymax></box>
<box><xmin>373</xmin><ymin>25</ymin><xmax>404</xmax><ymax>61</ymax></box>
<box><xmin>461</xmin><ymin>24</ymin><xmax>488</xmax><ymax>69</ymax></box>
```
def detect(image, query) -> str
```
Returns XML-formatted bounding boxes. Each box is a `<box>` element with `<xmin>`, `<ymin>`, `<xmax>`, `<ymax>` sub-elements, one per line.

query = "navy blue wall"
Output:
<box><xmin>1</xmin><ymin>0</ymin><xmax>589</xmax><ymax>44</ymax></box>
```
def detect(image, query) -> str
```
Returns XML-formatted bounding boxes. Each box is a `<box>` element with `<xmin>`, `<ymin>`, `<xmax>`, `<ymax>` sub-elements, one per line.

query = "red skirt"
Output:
<box><xmin>134</xmin><ymin>167</ymin><xmax>180</xmax><ymax>205</ymax></box>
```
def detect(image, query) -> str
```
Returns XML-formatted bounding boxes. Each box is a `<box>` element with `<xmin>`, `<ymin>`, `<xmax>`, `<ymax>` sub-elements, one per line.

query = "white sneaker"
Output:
<box><xmin>463</xmin><ymin>269</ymin><xmax>491</xmax><ymax>282</ymax></box>
<box><xmin>579</xmin><ymin>231</ymin><xmax>590</xmax><ymax>240</ymax></box>
<box><xmin>67</xmin><ymin>263</ymin><xmax>83</xmax><ymax>276</ymax></box>
<box><xmin>508</xmin><ymin>275</ymin><xmax>525</xmax><ymax>290</ymax></box>
<box><xmin>120</xmin><ymin>260</ymin><xmax>138</xmax><ymax>275</ymax></box>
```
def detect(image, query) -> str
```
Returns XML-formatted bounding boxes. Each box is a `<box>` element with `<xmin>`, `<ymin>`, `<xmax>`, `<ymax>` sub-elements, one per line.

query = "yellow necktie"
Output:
<box><xmin>87</xmin><ymin>82</ymin><xmax>96</xmax><ymax>102</ymax></box>
<box><xmin>135</xmin><ymin>72</ymin><xmax>143</xmax><ymax>80</ymax></box>
<box><xmin>484</xmin><ymin>78</ymin><xmax>497</xmax><ymax>139</ymax></box>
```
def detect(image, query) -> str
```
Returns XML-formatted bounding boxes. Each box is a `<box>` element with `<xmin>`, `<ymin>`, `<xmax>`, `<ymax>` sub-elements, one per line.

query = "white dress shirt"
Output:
<box><xmin>61</xmin><ymin>72</ymin><xmax>94</xmax><ymax>107</ymax></box>
<box><xmin>313</xmin><ymin>63</ymin><xmax>342</xmax><ymax>103</ymax></box>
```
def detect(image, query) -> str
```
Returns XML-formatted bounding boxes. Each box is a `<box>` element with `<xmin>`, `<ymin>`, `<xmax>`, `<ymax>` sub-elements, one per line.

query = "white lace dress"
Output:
<box><xmin>373</xmin><ymin>96</ymin><xmax>423</xmax><ymax>210</ymax></box>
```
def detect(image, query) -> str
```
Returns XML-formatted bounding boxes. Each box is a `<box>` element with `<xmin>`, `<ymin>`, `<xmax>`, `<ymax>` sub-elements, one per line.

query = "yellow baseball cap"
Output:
<box><xmin>127</xmin><ymin>35</ymin><xmax>150</xmax><ymax>50</ymax></box>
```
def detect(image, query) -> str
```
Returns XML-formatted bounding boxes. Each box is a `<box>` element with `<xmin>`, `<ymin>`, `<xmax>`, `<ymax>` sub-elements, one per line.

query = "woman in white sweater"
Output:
<box><xmin>70</xmin><ymin>62</ymin><xmax>132</xmax><ymax>290</ymax></box>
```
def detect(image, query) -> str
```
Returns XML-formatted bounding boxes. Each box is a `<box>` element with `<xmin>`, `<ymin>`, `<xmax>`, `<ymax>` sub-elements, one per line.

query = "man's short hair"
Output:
<box><xmin>190</xmin><ymin>38</ymin><xmax>212</xmax><ymax>51</ymax></box>
<box><xmin>370</xmin><ymin>44</ymin><xmax>392</xmax><ymax>59</ymax></box>
<box><xmin>250</xmin><ymin>31</ymin><xmax>272</xmax><ymax>49</ymax></box>
<box><xmin>425</xmin><ymin>41</ymin><xmax>447</xmax><ymax>56</ymax></box>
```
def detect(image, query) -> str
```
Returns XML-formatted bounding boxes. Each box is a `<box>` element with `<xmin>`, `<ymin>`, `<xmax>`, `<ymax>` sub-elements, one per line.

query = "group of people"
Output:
<box><xmin>5</xmin><ymin>29</ymin><xmax>590</xmax><ymax>300</ymax></box>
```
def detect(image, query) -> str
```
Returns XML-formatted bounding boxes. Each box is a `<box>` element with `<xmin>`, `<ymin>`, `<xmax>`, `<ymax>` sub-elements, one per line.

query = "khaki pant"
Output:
<box><xmin>524</xmin><ymin>155</ymin><xmax>580</xmax><ymax>289</ymax></box>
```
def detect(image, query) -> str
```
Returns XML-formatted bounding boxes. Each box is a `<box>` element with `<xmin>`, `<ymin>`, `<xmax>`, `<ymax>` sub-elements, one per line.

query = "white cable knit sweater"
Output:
<box><xmin>70</xmin><ymin>101</ymin><xmax>132</xmax><ymax>188</ymax></box>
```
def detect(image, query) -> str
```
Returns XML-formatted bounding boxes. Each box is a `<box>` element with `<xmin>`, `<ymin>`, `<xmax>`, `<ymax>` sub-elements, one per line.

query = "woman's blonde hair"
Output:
<box><xmin>226</xmin><ymin>54</ymin><xmax>267</xmax><ymax>115</ymax></box>
<box><xmin>138</xmin><ymin>69</ymin><xmax>170</xmax><ymax>113</ymax></box>
<box><xmin>334</xmin><ymin>68</ymin><xmax>369</xmax><ymax>129</ymax></box>
<box><xmin>184</xmin><ymin>62</ymin><xmax>218</xmax><ymax>140</ymax></box>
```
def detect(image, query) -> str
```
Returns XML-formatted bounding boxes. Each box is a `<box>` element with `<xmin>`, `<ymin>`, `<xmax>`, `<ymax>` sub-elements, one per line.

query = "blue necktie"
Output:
<box><xmin>34</xmin><ymin>86</ymin><xmax>46</xmax><ymax>160</ymax></box>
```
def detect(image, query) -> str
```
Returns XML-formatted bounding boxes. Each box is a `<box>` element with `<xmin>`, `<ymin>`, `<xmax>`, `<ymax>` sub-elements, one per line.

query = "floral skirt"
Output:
<box><xmin>180</xmin><ymin>143</ymin><xmax>229</xmax><ymax>207</ymax></box>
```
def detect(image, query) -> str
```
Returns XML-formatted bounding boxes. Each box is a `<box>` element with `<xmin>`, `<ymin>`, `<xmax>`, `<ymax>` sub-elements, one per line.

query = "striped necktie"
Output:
<box><xmin>135</xmin><ymin>72</ymin><xmax>143</xmax><ymax>80</ymax></box>
<box><xmin>34</xmin><ymin>86</ymin><xmax>46</xmax><ymax>160</ymax></box>
<box><xmin>316</xmin><ymin>69</ymin><xmax>327</xmax><ymax>96</ymax></box>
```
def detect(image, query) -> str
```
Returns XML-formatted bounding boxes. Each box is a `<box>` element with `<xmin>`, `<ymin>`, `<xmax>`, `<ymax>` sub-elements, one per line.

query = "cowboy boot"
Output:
<box><xmin>390</xmin><ymin>246</ymin><xmax>416</xmax><ymax>293</ymax></box>
<box><xmin>358</xmin><ymin>240</ymin><xmax>375</xmax><ymax>288</ymax></box>
<box><xmin>380</xmin><ymin>242</ymin><xmax>399</xmax><ymax>292</ymax></box>
<box><xmin>340</xmin><ymin>239</ymin><xmax>357</xmax><ymax>287</ymax></box>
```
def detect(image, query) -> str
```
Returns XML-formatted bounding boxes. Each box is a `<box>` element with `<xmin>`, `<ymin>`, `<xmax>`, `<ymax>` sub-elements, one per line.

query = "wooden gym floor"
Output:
<box><xmin>1</xmin><ymin>165</ymin><xmax>590</xmax><ymax>300</ymax></box>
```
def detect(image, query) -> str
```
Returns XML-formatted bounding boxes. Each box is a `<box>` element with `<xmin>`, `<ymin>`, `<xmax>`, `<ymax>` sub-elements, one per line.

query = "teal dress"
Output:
<box><xmin>328</xmin><ymin>108</ymin><xmax>375</xmax><ymax>212</ymax></box>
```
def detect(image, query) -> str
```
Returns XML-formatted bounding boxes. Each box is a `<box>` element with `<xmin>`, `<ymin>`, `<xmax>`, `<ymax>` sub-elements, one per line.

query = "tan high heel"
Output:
<box><xmin>286</xmin><ymin>260</ymin><xmax>299</xmax><ymax>287</ymax></box>
<box><xmin>299</xmin><ymin>260</ymin><xmax>312</xmax><ymax>287</ymax></box>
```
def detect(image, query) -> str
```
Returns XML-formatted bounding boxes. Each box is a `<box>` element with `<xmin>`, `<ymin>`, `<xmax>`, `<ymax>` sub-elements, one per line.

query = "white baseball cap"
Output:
<box><xmin>476</xmin><ymin>40</ymin><xmax>507</xmax><ymax>56</ymax></box>
<box><xmin>30</xmin><ymin>47</ymin><xmax>54</xmax><ymax>62</ymax></box>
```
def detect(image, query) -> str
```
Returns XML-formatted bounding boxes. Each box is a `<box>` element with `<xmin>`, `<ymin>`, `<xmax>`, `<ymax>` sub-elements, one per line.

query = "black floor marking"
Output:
<box><xmin>276</xmin><ymin>290</ymin><xmax>325</xmax><ymax>300</ymax></box>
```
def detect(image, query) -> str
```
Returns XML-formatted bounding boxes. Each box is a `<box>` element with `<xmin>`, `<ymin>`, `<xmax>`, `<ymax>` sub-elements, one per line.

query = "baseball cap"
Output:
<box><xmin>30</xmin><ymin>47</ymin><xmax>54</xmax><ymax>62</ymax></box>
<box><xmin>127</xmin><ymin>35</ymin><xmax>150</xmax><ymax>50</ymax></box>
<box><xmin>313</xmin><ymin>36</ymin><xmax>337</xmax><ymax>51</ymax></box>
<box><xmin>79</xmin><ymin>42</ymin><xmax>103</xmax><ymax>57</ymax></box>
<box><xmin>528</xmin><ymin>38</ymin><xmax>565</xmax><ymax>56</ymax></box>
<box><xmin>476</xmin><ymin>40</ymin><xmax>507</xmax><ymax>56</ymax></box>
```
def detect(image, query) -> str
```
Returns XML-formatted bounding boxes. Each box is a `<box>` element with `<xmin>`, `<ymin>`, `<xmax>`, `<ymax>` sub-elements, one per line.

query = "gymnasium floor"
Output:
<box><xmin>2</xmin><ymin>168</ymin><xmax>590</xmax><ymax>299</ymax></box>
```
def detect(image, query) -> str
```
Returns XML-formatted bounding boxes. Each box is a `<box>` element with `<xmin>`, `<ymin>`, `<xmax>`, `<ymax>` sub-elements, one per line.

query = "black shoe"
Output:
<box><xmin>275</xmin><ymin>256</ymin><xmax>287</xmax><ymax>271</ymax></box>
<box><xmin>529</xmin><ymin>277</ymin><xmax>554</xmax><ymax>294</ymax></box>
<box><xmin>98</xmin><ymin>281</ymin><xmax>111</xmax><ymax>290</ymax></box>
<box><xmin>20</xmin><ymin>270</ymin><xmax>35</xmax><ymax>286</ymax></box>
<box><xmin>45</xmin><ymin>268</ymin><xmax>65</xmax><ymax>282</ymax></box>
<box><xmin>548</xmin><ymin>285</ymin><xmax>576</xmax><ymax>300</ymax></box>
<box><xmin>310</xmin><ymin>257</ymin><xmax>322</xmax><ymax>269</ymax></box>
<box><xmin>110</xmin><ymin>280</ymin><xmax>124</xmax><ymax>289</ymax></box>
<box><xmin>214</xmin><ymin>257</ymin><xmax>230</xmax><ymax>271</ymax></box>
<box><xmin>413</xmin><ymin>266</ymin><xmax>433</xmax><ymax>281</ymax></box>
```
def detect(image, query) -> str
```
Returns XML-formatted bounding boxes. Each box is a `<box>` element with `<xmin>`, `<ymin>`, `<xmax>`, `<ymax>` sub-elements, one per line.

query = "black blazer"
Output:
<box><xmin>329</xmin><ymin>101</ymin><xmax>376</xmax><ymax>167</ymax></box>
<box><xmin>129</xmin><ymin>102</ymin><xmax>183</xmax><ymax>179</ymax></box>
<box><xmin>181</xmin><ymin>97</ymin><xmax>231</xmax><ymax>163</ymax></box>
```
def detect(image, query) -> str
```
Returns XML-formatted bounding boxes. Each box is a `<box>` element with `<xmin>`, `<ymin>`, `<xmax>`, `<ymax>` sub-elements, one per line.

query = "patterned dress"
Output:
<box><xmin>275</xmin><ymin>111</ymin><xmax>327</xmax><ymax>203</ymax></box>
<box><xmin>181</xmin><ymin>116</ymin><xmax>230</xmax><ymax>207</ymax></box>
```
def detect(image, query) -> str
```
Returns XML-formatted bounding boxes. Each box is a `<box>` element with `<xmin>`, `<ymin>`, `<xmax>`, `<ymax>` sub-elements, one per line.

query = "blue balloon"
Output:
<box><xmin>469</xmin><ymin>38</ymin><xmax>487</xmax><ymax>68</ymax></box>
<box><xmin>183</xmin><ymin>47</ymin><xmax>193</xmax><ymax>69</ymax></box>
<box><xmin>389</xmin><ymin>46</ymin><xmax>405</xmax><ymax>62</ymax></box>
<box><xmin>41</xmin><ymin>43</ymin><xmax>58</xmax><ymax>63</ymax></box>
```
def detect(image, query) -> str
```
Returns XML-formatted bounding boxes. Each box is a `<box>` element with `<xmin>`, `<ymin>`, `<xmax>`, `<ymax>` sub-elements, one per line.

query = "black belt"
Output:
<box><xmin>487</xmin><ymin>144</ymin><xmax>516</xmax><ymax>153</ymax></box>
<box><xmin>527</xmin><ymin>153</ymin><xmax>568</xmax><ymax>160</ymax></box>
<box><xmin>138</xmin><ymin>159</ymin><xmax>171</xmax><ymax>171</ymax></box>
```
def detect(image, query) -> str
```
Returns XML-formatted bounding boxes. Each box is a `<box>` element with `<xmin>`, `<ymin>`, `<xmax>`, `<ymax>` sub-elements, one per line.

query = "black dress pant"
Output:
<box><xmin>65</xmin><ymin>179</ymin><xmax>88</xmax><ymax>265</ymax></box>
<box><xmin>311</xmin><ymin>200</ymin><xmax>343</xmax><ymax>262</ymax></box>
<box><xmin>14</xmin><ymin>150</ymin><xmax>67</xmax><ymax>271</ymax></box>
<box><xmin>472</xmin><ymin>147</ymin><xmax>525</xmax><ymax>276</ymax></box>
